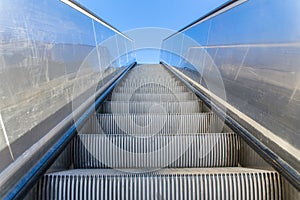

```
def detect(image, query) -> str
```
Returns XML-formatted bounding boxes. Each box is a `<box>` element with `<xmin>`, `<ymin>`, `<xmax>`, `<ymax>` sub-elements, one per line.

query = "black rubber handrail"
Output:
<box><xmin>0</xmin><ymin>62</ymin><xmax>136</xmax><ymax>200</ymax></box>
<box><xmin>161</xmin><ymin>61</ymin><xmax>300</xmax><ymax>191</ymax></box>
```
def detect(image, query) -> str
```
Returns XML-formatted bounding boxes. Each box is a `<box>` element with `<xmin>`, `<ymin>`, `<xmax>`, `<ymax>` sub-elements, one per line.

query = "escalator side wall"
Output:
<box><xmin>161</xmin><ymin>0</ymin><xmax>300</xmax><ymax>194</ymax></box>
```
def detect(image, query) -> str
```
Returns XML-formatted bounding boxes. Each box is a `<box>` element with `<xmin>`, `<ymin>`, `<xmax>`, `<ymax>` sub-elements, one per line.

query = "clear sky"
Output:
<box><xmin>76</xmin><ymin>0</ymin><xmax>229</xmax><ymax>63</ymax></box>
<box><xmin>77</xmin><ymin>0</ymin><xmax>230</xmax><ymax>32</ymax></box>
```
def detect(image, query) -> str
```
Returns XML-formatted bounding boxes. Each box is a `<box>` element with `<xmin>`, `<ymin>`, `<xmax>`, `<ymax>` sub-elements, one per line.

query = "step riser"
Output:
<box><xmin>123</xmin><ymin>76</ymin><xmax>176</xmax><ymax>80</ymax></box>
<box><xmin>37</xmin><ymin>172</ymin><xmax>282</xmax><ymax>200</ymax></box>
<box><xmin>114</xmin><ymin>86</ymin><xmax>188</xmax><ymax>93</ymax></box>
<box><xmin>74</xmin><ymin>133</ymin><xmax>239</xmax><ymax>168</ymax></box>
<box><xmin>119</xmin><ymin>82</ymin><xmax>183</xmax><ymax>88</ymax></box>
<box><xmin>100</xmin><ymin>101</ymin><xmax>202</xmax><ymax>114</ymax></box>
<box><xmin>119</xmin><ymin>78</ymin><xmax>181</xmax><ymax>83</ymax></box>
<box><xmin>124</xmin><ymin>72</ymin><xmax>173</xmax><ymax>77</ymax></box>
<box><xmin>89</xmin><ymin>113</ymin><xmax>223</xmax><ymax>134</ymax></box>
<box><xmin>110</xmin><ymin>93</ymin><xmax>197</xmax><ymax>101</ymax></box>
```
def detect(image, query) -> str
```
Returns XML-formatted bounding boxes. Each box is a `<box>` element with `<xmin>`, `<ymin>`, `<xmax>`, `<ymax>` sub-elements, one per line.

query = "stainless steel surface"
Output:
<box><xmin>239</xmin><ymin>139</ymin><xmax>272</xmax><ymax>169</ymax></box>
<box><xmin>113</xmin><ymin>83</ymin><xmax>188</xmax><ymax>93</ymax></box>
<box><xmin>37</xmin><ymin>168</ymin><xmax>281</xmax><ymax>200</ymax></box>
<box><xmin>91</xmin><ymin>113</ymin><xmax>222</xmax><ymax>134</ymax></box>
<box><xmin>91</xmin><ymin>65</ymin><xmax>223</xmax><ymax>135</ymax></box>
<box><xmin>0</xmin><ymin>63</ymin><xmax>135</xmax><ymax>199</ymax></box>
<box><xmin>161</xmin><ymin>0</ymin><xmax>300</xmax><ymax>178</ymax></box>
<box><xmin>74</xmin><ymin>133</ymin><xmax>239</xmax><ymax>168</ymax></box>
<box><xmin>1</xmin><ymin>0</ymin><xmax>296</xmax><ymax>197</ymax></box>
<box><xmin>282</xmin><ymin>177</ymin><xmax>300</xmax><ymax>200</ymax></box>
<box><xmin>109</xmin><ymin>92</ymin><xmax>198</xmax><ymax>101</ymax></box>
<box><xmin>60</xmin><ymin>0</ymin><xmax>132</xmax><ymax>41</ymax></box>
<box><xmin>0</xmin><ymin>0</ymin><xmax>135</xmax><ymax>172</ymax></box>
<box><xmin>37</xmin><ymin>64</ymin><xmax>282</xmax><ymax>199</ymax></box>
<box><xmin>163</xmin><ymin>61</ymin><xmax>300</xmax><ymax>195</ymax></box>
<box><xmin>47</xmin><ymin>143</ymin><xmax>73</xmax><ymax>173</ymax></box>
<box><xmin>100</xmin><ymin>101</ymin><xmax>203</xmax><ymax>113</ymax></box>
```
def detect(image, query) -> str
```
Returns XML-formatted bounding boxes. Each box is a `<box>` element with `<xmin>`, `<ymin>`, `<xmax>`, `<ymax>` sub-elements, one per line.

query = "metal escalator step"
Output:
<box><xmin>37</xmin><ymin>168</ymin><xmax>281</xmax><ymax>200</ymax></box>
<box><xmin>121</xmin><ymin>72</ymin><xmax>175</xmax><ymax>77</ymax></box>
<box><xmin>114</xmin><ymin>85</ymin><xmax>188</xmax><ymax>93</ymax></box>
<box><xmin>109</xmin><ymin>92</ymin><xmax>198</xmax><ymax>101</ymax></box>
<box><xmin>119</xmin><ymin>77</ymin><xmax>180</xmax><ymax>84</ymax></box>
<box><xmin>73</xmin><ymin>133</ymin><xmax>239</xmax><ymax>168</ymax></box>
<box><xmin>122</xmin><ymin>77</ymin><xmax>177</xmax><ymax>82</ymax></box>
<box><xmin>122</xmin><ymin>71</ymin><xmax>173</xmax><ymax>77</ymax></box>
<box><xmin>89</xmin><ymin>113</ymin><xmax>223</xmax><ymax>134</ymax></box>
<box><xmin>123</xmin><ymin>69</ymin><xmax>172</xmax><ymax>76</ymax></box>
<box><xmin>119</xmin><ymin>82</ymin><xmax>183</xmax><ymax>88</ymax></box>
<box><xmin>120</xmin><ymin>78</ymin><xmax>179</xmax><ymax>82</ymax></box>
<box><xmin>99</xmin><ymin>101</ymin><xmax>202</xmax><ymax>113</ymax></box>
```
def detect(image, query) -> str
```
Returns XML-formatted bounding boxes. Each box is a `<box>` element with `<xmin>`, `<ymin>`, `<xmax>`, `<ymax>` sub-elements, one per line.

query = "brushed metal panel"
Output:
<box><xmin>0</xmin><ymin>0</ymin><xmax>134</xmax><ymax>173</ymax></box>
<box><xmin>161</xmin><ymin>0</ymin><xmax>300</xmax><ymax>172</ymax></box>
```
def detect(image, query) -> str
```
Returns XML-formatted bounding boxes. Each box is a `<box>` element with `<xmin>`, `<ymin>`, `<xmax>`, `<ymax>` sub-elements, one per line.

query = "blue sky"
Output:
<box><xmin>77</xmin><ymin>0</ymin><xmax>230</xmax><ymax>32</ymax></box>
<box><xmin>76</xmin><ymin>0</ymin><xmax>230</xmax><ymax>63</ymax></box>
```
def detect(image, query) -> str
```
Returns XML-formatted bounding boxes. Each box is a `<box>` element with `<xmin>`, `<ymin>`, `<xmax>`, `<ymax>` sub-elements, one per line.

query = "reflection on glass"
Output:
<box><xmin>161</xmin><ymin>0</ymin><xmax>300</xmax><ymax>170</ymax></box>
<box><xmin>0</xmin><ymin>0</ymin><xmax>135</xmax><ymax>171</ymax></box>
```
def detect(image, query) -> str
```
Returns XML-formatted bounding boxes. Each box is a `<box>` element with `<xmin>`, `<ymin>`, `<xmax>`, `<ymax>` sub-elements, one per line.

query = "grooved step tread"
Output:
<box><xmin>114</xmin><ymin>86</ymin><xmax>188</xmax><ymax>93</ymax></box>
<box><xmin>109</xmin><ymin>92</ymin><xmax>198</xmax><ymax>101</ymax></box>
<box><xmin>99</xmin><ymin>101</ymin><xmax>202</xmax><ymax>114</ymax></box>
<box><xmin>87</xmin><ymin>112</ymin><xmax>224</xmax><ymax>134</ymax></box>
<box><xmin>74</xmin><ymin>133</ymin><xmax>239</xmax><ymax>168</ymax></box>
<box><xmin>38</xmin><ymin>168</ymin><xmax>281</xmax><ymax>200</ymax></box>
<box><xmin>44</xmin><ymin>167</ymin><xmax>278</xmax><ymax>176</ymax></box>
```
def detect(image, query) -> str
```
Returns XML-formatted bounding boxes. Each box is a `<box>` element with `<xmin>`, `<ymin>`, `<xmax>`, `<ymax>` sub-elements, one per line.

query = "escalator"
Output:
<box><xmin>0</xmin><ymin>0</ymin><xmax>299</xmax><ymax>199</ymax></box>
<box><xmin>35</xmin><ymin>64</ymin><xmax>282</xmax><ymax>199</ymax></box>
